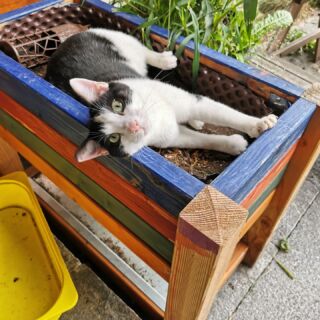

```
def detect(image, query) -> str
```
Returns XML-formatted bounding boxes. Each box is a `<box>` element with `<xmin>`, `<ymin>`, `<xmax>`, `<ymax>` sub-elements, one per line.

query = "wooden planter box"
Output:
<box><xmin>0</xmin><ymin>1</ymin><xmax>319</xmax><ymax>319</ymax></box>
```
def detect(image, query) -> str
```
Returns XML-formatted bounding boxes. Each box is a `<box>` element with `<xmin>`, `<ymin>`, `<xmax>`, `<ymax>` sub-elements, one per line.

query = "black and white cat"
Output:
<box><xmin>45</xmin><ymin>28</ymin><xmax>277</xmax><ymax>162</ymax></box>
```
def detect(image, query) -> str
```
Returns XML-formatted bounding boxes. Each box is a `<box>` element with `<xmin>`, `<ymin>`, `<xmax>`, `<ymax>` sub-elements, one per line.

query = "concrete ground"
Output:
<box><xmin>209</xmin><ymin>157</ymin><xmax>320</xmax><ymax>320</ymax></box>
<box><xmin>57</xmin><ymin>239</ymin><xmax>140</xmax><ymax>320</ymax></box>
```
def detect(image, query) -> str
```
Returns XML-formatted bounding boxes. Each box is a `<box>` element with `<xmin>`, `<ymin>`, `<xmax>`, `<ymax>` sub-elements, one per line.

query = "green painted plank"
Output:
<box><xmin>248</xmin><ymin>167</ymin><xmax>287</xmax><ymax>217</ymax></box>
<box><xmin>0</xmin><ymin>109</ymin><xmax>173</xmax><ymax>262</ymax></box>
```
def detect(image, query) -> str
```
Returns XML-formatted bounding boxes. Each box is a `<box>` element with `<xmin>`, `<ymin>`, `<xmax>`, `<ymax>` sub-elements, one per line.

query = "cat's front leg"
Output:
<box><xmin>190</xmin><ymin>96</ymin><xmax>278</xmax><ymax>137</ymax></box>
<box><xmin>243</xmin><ymin>114</ymin><xmax>278</xmax><ymax>138</ymax></box>
<box><xmin>167</xmin><ymin>125</ymin><xmax>248</xmax><ymax>155</ymax></box>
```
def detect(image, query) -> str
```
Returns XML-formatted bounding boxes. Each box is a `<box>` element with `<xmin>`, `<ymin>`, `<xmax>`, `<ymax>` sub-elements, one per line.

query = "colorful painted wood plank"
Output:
<box><xmin>212</xmin><ymin>98</ymin><xmax>317</xmax><ymax>204</ymax></box>
<box><xmin>0</xmin><ymin>0</ymin><xmax>61</xmax><ymax>22</ymax></box>
<box><xmin>244</xmin><ymin>105</ymin><xmax>320</xmax><ymax>266</ymax></box>
<box><xmin>0</xmin><ymin>124</ymin><xmax>171</xmax><ymax>280</ymax></box>
<box><xmin>85</xmin><ymin>0</ymin><xmax>304</xmax><ymax>99</ymax></box>
<box><xmin>241</xmin><ymin>142</ymin><xmax>297</xmax><ymax>210</ymax></box>
<box><xmin>0</xmin><ymin>52</ymin><xmax>204</xmax><ymax>215</ymax></box>
<box><xmin>0</xmin><ymin>109</ymin><xmax>174</xmax><ymax>262</ymax></box>
<box><xmin>0</xmin><ymin>90</ymin><xmax>177</xmax><ymax>241</ymax></box>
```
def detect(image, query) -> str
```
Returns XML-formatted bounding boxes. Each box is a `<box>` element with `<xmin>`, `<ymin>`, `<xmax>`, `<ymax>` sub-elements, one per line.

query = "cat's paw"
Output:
<box><xmin>158</xmin><ymin>51</ymin><xmax>177</xmax><ymax>70</ymax></box>
<box><xmin>224</xmin><ymin>134</ymin><xmax>248</xmax><ymax>156</ymax></box>
<box><xmin>188</xmin><ymin>120</ymin><xmax>205</xmax><ymax>130</ymax></box>
<box><xmin>247</xmin><ymin>114</ymin><xmax>278</xmax><ymax>138</ymax></box>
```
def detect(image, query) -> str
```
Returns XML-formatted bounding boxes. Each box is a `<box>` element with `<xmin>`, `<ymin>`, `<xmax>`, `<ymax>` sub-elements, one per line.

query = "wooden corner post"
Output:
<box><xmin>165</xmin><ymin>186</ymin><xmax>247</xmax><ymax>320</ymax></box>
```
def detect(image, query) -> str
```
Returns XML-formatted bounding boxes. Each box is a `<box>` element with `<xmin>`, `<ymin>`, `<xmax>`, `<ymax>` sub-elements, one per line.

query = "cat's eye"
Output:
<box><xmin>111</xmin><ymin>99</ymin><xmax>124</xmax><ymax>113</ymax></box>
<box><xmin>109</xmin><ymin>133</ymin><xmax>120</xmax><ymax>144</ymax></box>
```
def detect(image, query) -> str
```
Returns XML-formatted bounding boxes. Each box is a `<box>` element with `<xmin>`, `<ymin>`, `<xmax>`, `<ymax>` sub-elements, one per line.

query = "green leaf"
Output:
<box><xmin>244</xmin><ymin>0</ymin><xmax>258</xmax><ymax>22</ymax></box>
<box><xmin>175</xmin><ymin>33</ymin><xmax>195</xmax><ymax>58</ymax></box>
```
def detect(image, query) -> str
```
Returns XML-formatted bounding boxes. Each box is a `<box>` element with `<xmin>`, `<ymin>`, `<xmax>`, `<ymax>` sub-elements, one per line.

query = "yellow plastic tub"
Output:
<box><xmin>0</xmin><ymin>172</ymin><xmax>78</xmax><ymax>320</ymax></box>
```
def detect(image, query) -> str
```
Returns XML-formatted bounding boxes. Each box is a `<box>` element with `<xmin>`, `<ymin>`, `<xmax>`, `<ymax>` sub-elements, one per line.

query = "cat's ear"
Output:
<box><xmin>75</xmin><ymin>139</ymin><xmax>109</xmax><ymax>162</ymax></box>
<box><xmin>70</xmin><ymin>78</ymin><xmax>109</xmax><ymax>103</ymax></box>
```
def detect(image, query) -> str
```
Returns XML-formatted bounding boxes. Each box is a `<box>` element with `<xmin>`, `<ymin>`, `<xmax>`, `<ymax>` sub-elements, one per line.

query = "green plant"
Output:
<box><xmin>114</xmin><ymin>1</ymin><xmax>260</xmax><ymax>61</ymax></box>
<box><xmin>252</xmin><ymin>10</ymin><xmax>293</xmax><ymax>40</ymax></box>
<box><xmin>310</xmin><ymin>0</ymin><xmax>320</xmax><ymax>8</ymax></box>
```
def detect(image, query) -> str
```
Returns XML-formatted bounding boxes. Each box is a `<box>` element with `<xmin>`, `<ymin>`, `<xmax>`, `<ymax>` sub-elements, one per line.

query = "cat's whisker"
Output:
<box><xmin>153</xmin><ymin>69</ymin><xmax>164</xmax><ymax>80</ymax></box>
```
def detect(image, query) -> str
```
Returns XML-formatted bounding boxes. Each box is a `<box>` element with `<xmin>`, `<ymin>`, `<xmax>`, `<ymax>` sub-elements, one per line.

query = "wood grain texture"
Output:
<box><xmin>217</xmin><ymin>242</ymin><xmax>248</xmax><ymax>291</ymax></box>
<box><xmin>0</xmin><ymin>136</ymin><xmax>23</xmax><ymax>175</ymax></box>
<box><xmin>0</xmin><ymin>0</ymin><xmax>61</xmax><ymax>22</ymax></box>
<box><xmin>0</xmin><ymin>109</ymin><xmax>174</xmax><ymax>263</ymax></box>
<box><xmin>0</xmin><ymin>52</ymin><xmax>204</xmax><ymax>215</ymax></box>
<box><xmin>0</xmin><ymin>91</ymin><xmax>177</xmax><ymax>242</ymax></box>
<box><xmin>244</xmin><ymin>104</ymin><xmax>320</xmax><ymax>266</ymax></box>
<box><xmin>165</xmin><ymin>186</ymin><xmax>247</xmax><ymax>320</ymax></box>
<box><xmin>0</xmin><ymin>124</ymin><xmax>171</xmax><ymax>280</ymax></box>
<box><xmin>212</xmin><ymin>98</ymin><xmax>317</xmax><ymax>204</ymax></box>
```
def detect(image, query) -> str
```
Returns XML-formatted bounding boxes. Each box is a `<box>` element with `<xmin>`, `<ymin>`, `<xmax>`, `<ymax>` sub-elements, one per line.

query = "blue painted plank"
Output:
<box><xmin>0</xmin><ymin>0</ymin><xmax>62</xmax><ymax>23</ymax></box>
<box><xmin>85</xmin><ymin>0</ymin><xmax>304</xmax><ymax>98</ymax></box>
<box><xmin>212</xmin><ymin>98</ymin><xmax>317</xmax><ymax>204</ymax></box>
<box><xmin>0</xmin><ymin>52</ymin><xmax>204</xmax><ymax>215</ymax></box>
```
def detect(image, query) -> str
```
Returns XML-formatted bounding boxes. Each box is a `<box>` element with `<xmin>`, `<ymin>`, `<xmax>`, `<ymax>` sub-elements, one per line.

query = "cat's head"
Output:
<box><xmin>70</xmin><ymin>78</ymin><xmax>149</xmax><ymax>162</ymax></box>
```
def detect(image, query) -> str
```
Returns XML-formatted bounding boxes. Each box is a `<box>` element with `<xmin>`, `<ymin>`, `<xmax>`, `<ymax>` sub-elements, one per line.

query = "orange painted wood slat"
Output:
<box><xmin>244</xmin><ymin>106</ymin><xmax>320</xmax><ymax>266</ymax></box>
<box><xmin>0</xmin><ymin>0</ymin><xmax>38</xmax><ymax>14</ymax></box>
<box><xmin>0</xmin><ymin>91</ymin><xmax>177</xmax><ymax>242</ymax></box>
<box><xmin>0</xmin><ymin>125</ymin><xmax>171</xmax><ymax>280</ymax></box>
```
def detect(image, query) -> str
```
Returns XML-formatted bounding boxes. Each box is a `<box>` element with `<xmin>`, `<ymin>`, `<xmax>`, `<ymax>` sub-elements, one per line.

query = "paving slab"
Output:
<box><xmin>209</xmin><ymin>157</ymin><xmax>320</xmax><ymax>320</ymax></box>
<box><xmin>209</xmin><ymin>242</ymin><xmax>277</xmax><ymax>320</ymax></box>
<box><xmin>56</xmin><ymin>240</ymin><xmax>140</xmax><ymax>320</ymax></box>
<box><xmin>272</xmin><ymin>157</ymin><xmax>320</xmax><ymax>244</ymax></box>
<box><xmin>230</xmin><ymin>192</ymin><xmax>320</xmax><ymax>320</ymax></box>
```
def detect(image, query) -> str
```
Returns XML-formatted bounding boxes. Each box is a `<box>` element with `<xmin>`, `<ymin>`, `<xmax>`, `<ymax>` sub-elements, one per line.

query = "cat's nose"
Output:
<box><xmin>127</xmin><ymin>120</ymin><xmax>141</xmax><ymax>133</ymax></box>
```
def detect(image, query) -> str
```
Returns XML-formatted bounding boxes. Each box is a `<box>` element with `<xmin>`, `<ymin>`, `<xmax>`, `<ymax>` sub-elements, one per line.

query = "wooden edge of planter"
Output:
<box><xmin>0</xmin><ymin>90</ymin><xmax>178</xmax><ymax>242</ymax></box>
<box><xmin>241</xmin><ymin>142</ymin><xmax>298</xmax><ymax>211</ymax></box>
<box><xmin>212</xmin><ymin>98</ymin><xmax>317</xmax><ymax>204</ymax></box>
<box><xmin>0</xmin><ymin>52</ymin><xmax>204</xmax><ymax>216</ymax></box>
<box><xmin>0</xmin><ymin>0</ymin><xmax>62</xmax><ymax>23</ymax></box>
<box><xmin>84</xmin><ymin>0</ymin><xmax>304</xmax><ymax>101</ymax></box>
<box><xmin>0</xmin><ymin>124</ymin><xmax>172</xmax><ymax>280</ymax></box>
<box><xmin>165</xmin><ymin>186</ymin><xmax>247</xmax><ymax>320</ymax></box>
<box><xmin>244</xmin><ymin>104</ymin><xmax>320</xmax><ymax>266</ymax></box>
<box><xmin>0</xmin><ymin>109</ymin><xmax>174</xmax><ymax>263</ymax></box>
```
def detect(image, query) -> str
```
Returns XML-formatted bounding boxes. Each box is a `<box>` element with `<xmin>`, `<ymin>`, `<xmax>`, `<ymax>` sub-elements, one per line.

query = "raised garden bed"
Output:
<box><xmin>0</xmin><ymin>1</ymin><xmax>319</xmax><ymax>319</ymax></box>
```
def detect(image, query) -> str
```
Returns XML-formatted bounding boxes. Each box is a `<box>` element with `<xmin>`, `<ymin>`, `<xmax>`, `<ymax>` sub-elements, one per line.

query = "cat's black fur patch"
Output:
<box><xmin>46</xmin><ymin>31</ymin><xmax>142</xmax><ymax>157</ymax></box>
<box><xmin>45</xmin><ymin>32</ymin><xmax>142</xmax><ymax>97</ymax></box>
<box><xmin>91</xmin><ymin>82</ymin><xmax>132</xmax><ymax>117</ymax></box>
